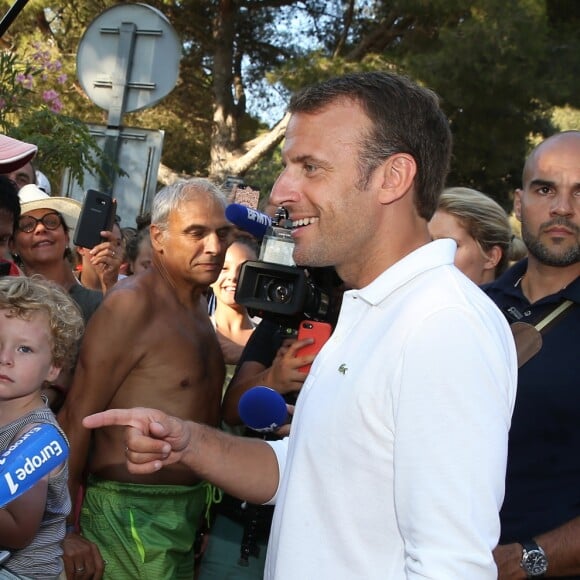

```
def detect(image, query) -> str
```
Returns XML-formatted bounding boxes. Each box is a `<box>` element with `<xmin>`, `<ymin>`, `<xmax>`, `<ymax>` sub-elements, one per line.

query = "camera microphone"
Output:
<box><xmin>0</xmin><ymin>423</ymin><xmax>68</xmax><ymax>507</ymax></box>
<box><xmin>238</xmin><ymin>386</ymin><xmax>288</xmax><ymax>433</ymax></box>
<box><xmin>225</xmin><ymin>204</ymin><xmax>273</xmax><ymax>240</ymax></box>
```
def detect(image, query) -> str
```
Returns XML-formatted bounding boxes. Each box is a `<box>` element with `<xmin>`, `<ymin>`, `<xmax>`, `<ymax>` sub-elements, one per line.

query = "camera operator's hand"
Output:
<box><xmin>88</xmin><ymin>230</ymin><xmax>123</xmax><ymax>293</ymax></box>
<box><xmin>222</xmin><ymin>338</ymin><xmax>312</xmax><ymax>426</ymax></box>
<box><xmin>266</xmin><ymin>338</ymin><xmax>313</xmax><ymax>394</ymax></box>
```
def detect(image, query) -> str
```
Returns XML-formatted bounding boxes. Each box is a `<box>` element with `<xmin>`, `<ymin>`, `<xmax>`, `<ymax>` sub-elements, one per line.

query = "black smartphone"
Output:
<box><xmin>73</xmin><ymin>190</ymin><xmax>116</xmax><ymax>249</ymax></box>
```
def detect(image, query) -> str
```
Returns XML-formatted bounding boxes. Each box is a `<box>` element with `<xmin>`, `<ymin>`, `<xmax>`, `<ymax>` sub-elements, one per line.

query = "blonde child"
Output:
<box><xmin>0</xmin><ymin>276</ymin><xmax>83</xmax><ymax>579</ymax></box>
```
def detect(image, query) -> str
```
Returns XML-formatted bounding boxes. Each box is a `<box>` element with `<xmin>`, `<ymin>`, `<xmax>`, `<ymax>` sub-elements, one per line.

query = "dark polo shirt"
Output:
<box><xmin>484</xmin><ymin>259</ymin><xmax>580</xmax><ymax>551</ymax></box>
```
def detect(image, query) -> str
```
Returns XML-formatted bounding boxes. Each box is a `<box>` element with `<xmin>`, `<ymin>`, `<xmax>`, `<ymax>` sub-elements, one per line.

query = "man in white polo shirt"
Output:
<box><xmin>84</xmin><ymin>71</ymin><xmax>518</xmax><ymax>579</ymax></box>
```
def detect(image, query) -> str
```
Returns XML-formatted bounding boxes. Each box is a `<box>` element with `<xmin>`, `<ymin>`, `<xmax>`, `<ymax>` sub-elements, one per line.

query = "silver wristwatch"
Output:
<box><xmin>520</xmin><ymin>539</ymin><xmax>548</xmax><ymax>577</ymax></box>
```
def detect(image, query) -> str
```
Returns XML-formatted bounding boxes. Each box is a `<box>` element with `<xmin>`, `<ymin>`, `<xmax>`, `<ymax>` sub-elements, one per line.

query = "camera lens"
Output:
<box><xmin>265</xmin><ymin>280</ymin><xmax>293</xmax><ymax>304</ymax></box>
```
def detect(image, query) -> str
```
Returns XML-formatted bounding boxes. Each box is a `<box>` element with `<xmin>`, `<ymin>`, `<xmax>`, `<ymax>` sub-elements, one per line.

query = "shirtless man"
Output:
<box><xmin>58</xmin><ymin>178</ymin><xmax>234</xmax><ymax>579</ymax></box>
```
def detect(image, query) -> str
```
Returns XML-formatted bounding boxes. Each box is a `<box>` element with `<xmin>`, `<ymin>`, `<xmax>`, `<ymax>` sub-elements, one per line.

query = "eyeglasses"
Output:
<box><xmin>18</xmin><ymin>212</ymin><xmax>63</xmax><ymax>233</ymax></box>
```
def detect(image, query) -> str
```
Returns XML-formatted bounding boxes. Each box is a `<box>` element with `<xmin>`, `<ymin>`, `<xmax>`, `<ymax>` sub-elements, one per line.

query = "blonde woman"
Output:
<box><xmin>429</xmin><ymin>186</ymin><xmax>525</xmax><ymax>284</ymax></box>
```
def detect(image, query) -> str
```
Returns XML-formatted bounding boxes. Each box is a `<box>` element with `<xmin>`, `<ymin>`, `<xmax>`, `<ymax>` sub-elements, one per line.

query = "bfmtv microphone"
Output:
<box><xmin>238</xmin><ymin>386</ymin><xmax>288</xmax><ymax>433</ymax></box>
<box><xmin>0</xmin><ymin>423</ymin><xmax>68</xmax><ymax>507</ymax></box>
<box><xmin>225</xmin><ymin>204</ymin><xmax>272</xmax><ymax>240</ymax></box>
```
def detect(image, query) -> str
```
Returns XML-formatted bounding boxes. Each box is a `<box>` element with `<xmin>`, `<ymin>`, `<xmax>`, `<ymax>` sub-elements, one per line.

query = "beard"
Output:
<box><xmin>521</xmin><ymin>217</ymin><xmax>580</xmax><ymax>267</ymax></box>
<box><xmin>292</xmin><ymin>240</ymin><xmax>333</xmax><ymax>268</ymax></box>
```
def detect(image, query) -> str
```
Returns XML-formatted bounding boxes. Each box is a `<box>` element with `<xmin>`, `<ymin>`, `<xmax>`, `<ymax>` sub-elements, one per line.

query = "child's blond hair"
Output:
<box><xmin>0</xmin><ymin>275</ymin><xmax>84</xmax><ymax>370</ymax></box>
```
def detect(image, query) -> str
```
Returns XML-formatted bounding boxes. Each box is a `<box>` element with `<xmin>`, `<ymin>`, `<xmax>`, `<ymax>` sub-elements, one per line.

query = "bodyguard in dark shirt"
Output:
<box><xmin>485</xmin><ymin>131</ymin><xmax>580</xmax><ymax>579</ymax></box>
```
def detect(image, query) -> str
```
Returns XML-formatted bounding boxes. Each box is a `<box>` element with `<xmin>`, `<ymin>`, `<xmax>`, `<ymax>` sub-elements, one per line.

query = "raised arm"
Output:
<box><xmin>83</xmin><ymin>407</ymin><xmax>281</xmax><ymax>504</ymax></box>
<box><xmin>87</xmin><ymin>230</ymin><xmax>123</xmax><ymax>293</ymax></box>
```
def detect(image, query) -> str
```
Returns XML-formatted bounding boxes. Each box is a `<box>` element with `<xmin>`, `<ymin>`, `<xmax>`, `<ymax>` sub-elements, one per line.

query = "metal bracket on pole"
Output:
<box><xmin>99</xmin><ymin>21</ymin><xmax>137</xmax><ymax>193</ymax></box>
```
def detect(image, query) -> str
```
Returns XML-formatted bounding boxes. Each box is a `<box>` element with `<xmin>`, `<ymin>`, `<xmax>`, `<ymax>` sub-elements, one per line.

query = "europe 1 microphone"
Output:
<box><xmin>0</xmin><ymin>423</ymin><xmax>68</xmax><ymax>507</ymax></box>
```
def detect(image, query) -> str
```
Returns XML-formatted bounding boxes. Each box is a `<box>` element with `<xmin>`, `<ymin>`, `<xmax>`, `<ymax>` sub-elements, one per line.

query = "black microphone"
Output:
<box><xmin>0</xmin><ymin>423</ymin><xmax>68</xmax><ymax>507</ymax></box>
<box><xmin>238</xmin><ymin>386</ymin><xmax>288</xmax><ymax>432</ymax></box>
<box><xmin>225</xmin><ymin>204</ymin><xmax>273</xmax><ymax>240</ymax></box>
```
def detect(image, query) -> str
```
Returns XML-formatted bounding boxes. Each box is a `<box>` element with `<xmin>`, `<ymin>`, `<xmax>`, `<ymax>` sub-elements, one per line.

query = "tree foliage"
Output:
<box><xmin>1</xmin><ymin>0</ymin><xmax>578</xmax><ymax>208</ymax></box>
<box><xmin>0</xmin><ymin>36</ymin><xmax>105</xmax><ymax>188</ymax></box>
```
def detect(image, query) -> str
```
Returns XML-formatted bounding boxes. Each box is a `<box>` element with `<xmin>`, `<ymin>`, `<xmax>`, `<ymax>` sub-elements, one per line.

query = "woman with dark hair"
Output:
<box><xmin>199</xmin><ymin>267</ymin><xmax>344</xmax><ymax>579</ymax></box>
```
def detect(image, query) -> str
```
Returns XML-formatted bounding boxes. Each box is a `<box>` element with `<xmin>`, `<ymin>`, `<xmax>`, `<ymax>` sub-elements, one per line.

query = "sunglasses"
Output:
<box><xmin>18</xmin><ymin>212</ymin><xmax>63</xmax><ymax>234</ymax></box>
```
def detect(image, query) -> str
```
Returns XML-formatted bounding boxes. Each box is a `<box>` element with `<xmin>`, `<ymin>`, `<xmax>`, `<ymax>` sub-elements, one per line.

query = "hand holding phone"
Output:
<box><xmin>73</xmin><ymin>190</ymin><xmax>116</xmax><ymax>249</ymax></box>
<box><xmin>294</xmin><ymin>320</ymin><xmax>332</xmax><ymax>373</ymax></box>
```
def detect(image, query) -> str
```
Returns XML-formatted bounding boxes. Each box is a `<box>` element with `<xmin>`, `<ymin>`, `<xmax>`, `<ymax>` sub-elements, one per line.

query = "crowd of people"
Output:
<box><xmin>0</xmin><ymin>71</ymin><xmax>577</xmax><ymax>580</ymax></box>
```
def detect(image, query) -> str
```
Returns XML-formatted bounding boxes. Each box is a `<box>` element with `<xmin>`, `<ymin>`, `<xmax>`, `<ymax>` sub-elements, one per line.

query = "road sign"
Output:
<box><xmin>62</xmin><ymin>125</ymin><xmax>164</xmax><ymax>227</ymax></box>
<box><xmin>70</xmin><ymin>3</ymin><xmax>180</xmax><ymax>213</ymax></box>
<box><xmin>77</xmin><ymin>3</ymin><xmax>181</xmax><ymax>114</ymax></box>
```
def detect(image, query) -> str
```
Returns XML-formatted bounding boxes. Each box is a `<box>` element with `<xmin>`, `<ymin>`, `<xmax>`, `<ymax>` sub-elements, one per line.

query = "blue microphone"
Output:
<box><xmin>238</xmin><ymin>386</ymin><xmax>288</xmax><ymax>433</ymax></box>
<box><xmin>0</xmin><ymin>423</ymin><xmax>68</xmax><ymax>507</ymax></box>
<box><xmin>225</xmin><ymin>204</ymin><xmax>273</xmax><ymax>240</ymax></box>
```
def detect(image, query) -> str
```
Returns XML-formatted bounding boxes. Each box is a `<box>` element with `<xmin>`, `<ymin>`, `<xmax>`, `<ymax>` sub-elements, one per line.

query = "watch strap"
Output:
<box><xmin>520</xmin><ymin>539</ymin><xmax>542</xmax><ymax>553</ymax></box>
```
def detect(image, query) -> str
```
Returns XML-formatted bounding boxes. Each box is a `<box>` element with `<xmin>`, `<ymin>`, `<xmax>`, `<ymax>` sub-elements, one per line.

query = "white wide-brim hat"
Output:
<box><xmin>0</xmin><ymin>134</ymin><xmax>37</xmax><ymax>173</ymax></box>
<box><xmin>18</xmin><ymin>184</ymin><xmax>82</xmax><ymax>234</ymax></box>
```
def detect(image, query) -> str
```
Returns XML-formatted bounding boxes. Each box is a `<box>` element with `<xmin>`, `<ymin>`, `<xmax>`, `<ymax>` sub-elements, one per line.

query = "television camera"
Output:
<box><xmin>234</xmin><ymin>207</ymin><xmax>333</xmax><ymax>330</ymax></box>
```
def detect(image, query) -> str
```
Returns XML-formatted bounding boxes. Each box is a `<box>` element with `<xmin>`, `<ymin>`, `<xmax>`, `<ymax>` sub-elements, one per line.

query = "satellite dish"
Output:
<box><xmin>77</xmin><ymin>3</ymin><xmax>181</xmax><ymax>113</ymax></box>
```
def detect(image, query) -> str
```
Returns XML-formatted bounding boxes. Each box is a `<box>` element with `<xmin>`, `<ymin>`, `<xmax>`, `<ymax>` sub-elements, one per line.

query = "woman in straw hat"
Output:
<box><xmin>12</xmin><ymin>184</ymin><xmax>103</xmax><ymax>322</ymax></box>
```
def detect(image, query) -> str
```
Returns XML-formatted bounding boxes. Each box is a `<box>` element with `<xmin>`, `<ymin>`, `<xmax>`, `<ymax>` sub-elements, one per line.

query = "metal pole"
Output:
<box><xmin>0</xmin><ymin>0</ymin><xmax>30</xmax><ymax>38</ymax></box>
<box><xmin>98</xmin><ymin>21</ymin><xmax>137</xmax><ymax>193</ymax></box>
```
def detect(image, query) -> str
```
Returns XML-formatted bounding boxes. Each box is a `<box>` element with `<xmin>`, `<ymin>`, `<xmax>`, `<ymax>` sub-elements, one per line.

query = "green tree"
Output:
<box><xmin>0</xmin><ymin>38</ymin><xmax>105</xmax><ymax>189</ymax></box>
<box><xmin>2</xmin><ymin>0</ymin><xmax>578</xmax><ymax>208</ymax></box>
<box><xmin>270</xmin><ymin>0</ymin><xmax>580</xmax><ymax>207</ymax></box>
<box><xmin>403</xmin><ymin>0</ymin><xmax>551</xmax><ymax>207</ymax></box>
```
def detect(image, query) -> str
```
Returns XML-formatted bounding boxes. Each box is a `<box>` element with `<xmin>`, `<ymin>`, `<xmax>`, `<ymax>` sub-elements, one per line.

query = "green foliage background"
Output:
<box><xmin>0</xmin><ymin>0</ymin><xmax>578</xmax><ymax>210</ymax></box>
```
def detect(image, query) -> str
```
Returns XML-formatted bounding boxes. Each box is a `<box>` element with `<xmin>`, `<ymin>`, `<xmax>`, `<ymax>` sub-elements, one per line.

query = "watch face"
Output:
<box><xmin>523</xmin><ymin>549</ymin><xmax>548</xmax><ymax>576</ymax></box>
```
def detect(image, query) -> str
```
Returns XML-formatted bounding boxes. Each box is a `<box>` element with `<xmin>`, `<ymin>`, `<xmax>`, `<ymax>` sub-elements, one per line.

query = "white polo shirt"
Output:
<box><xmin>265</xmin><ymin>239</ymin><xmax>517</xmax><ymax>579</ymax></box>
